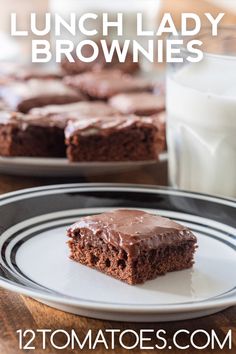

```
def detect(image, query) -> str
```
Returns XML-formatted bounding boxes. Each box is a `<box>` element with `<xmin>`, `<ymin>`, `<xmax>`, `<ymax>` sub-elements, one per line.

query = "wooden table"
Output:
<box><xmin>0</xmin><ymin>166</ymin><xmax>235</xmax><ymax>354</ymax></box>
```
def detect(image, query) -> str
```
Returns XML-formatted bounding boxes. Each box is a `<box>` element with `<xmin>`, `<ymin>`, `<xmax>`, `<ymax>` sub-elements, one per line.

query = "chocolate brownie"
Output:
<box><xmin>64</xmin><ymin>70</ymin><xmax>153</xmax><ymax>100</ymax></box>
<box><xmin>109</xmin><ymin>92</ymin><xmax>165</xmax><ymax>116</ymax></box>
<box><xmin>30</xmin><ymin>101</ymin><xmax>118</xmax><ymax>117</ymax></box>
<box><xmin>61</xmin><ymin>41</ymin><xmax>139</xmax><ymax>75</ymax></box>
<box><xmin>0</xmin><ymin>64</ymin><xmax>64</xmax><ymax>83</ymax></box>
<box><xmin>65</xmin><ymin>114</ymin><xmax>164</xmax><ymax>162</ymax></box>
<box><xmin>0</xmin><ymin>112</ymin><xmax>67</xmax><ymax>157</ymax></box>
<box><xmin>13</xmin><ymin>67</ymin><xmax>64</xmax><ymax>81</ymax></box>
<box><xmin>0</xmin><ymin>102</ymin><xmax>119</xmax><ymax>158</ymax></box>
<box><xmin>0</xmin><ymin>79</ymin><xmax>85</xmax><ymax>113</ymax></box>
<box><xmin>67</xmin><ymin>209</ymin><xmax>197</xmax><ymax>285</ymax></box>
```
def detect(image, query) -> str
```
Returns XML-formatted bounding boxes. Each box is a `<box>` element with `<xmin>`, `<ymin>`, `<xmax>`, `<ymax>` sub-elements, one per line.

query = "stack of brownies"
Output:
<box><xmin>0</xmin><ymin>44</ymin><xmax>166</xmax><ymax>162</ymax></box>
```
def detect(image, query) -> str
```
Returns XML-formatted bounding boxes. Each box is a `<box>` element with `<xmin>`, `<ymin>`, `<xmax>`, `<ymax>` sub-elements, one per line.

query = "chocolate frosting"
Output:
<box><xmin>64</xmin><ymin>70</ymin><xmax>153</xmax><ymax>98</ymax></box>
<box><xmin>65</xmin><ymin>114</ymin><xmax>160</xmax><ymax>139</ymax></box>
<box><xmin>0</xmin><ymin>63</ymin><xmax>63</xmax><ymax>82</ymax></box>
<box><xmin>0</xmin><ymin>79</ymin><xmax>83</xmax><ymax>112</ymax></box>
<box><xmin>109</xmin><ymin>92</ymin><xmax>165</xmax><ymax>115</ymax></box>
<box><xmin>30</xmin><ymin>101</ymin><xmax>118</xmax><ymax>117</ymax></box>
<box><xmin>68</xmin><ymin>209</ymin><xmax>197</xmax><ymax>258</ymax></box>
<box><xmin>1</xmin><ymin>79</ymin><xmax>79</xmax><ymax>99</ymax></box>
<box><xmin>13</xmin><ymin>68</ymin><xmax>64</xmax><ymax>81</ymax></box>
<box><xmin>0</xmin><ymin>111</ymin><xmax>26</xmax><ymax>125</ymax></box>
<box><xmin>0</xmin><ymin>111</ymin><xmax>66</xmax><ymax>129</ymax></box>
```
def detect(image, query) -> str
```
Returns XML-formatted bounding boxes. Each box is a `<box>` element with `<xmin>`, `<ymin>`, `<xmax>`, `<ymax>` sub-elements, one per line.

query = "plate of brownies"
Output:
<box><xmin>0</xmin><ymin>48</ymin><xmax>166</xmax><ymax>176</ymax></box>
<box><xmin>0</xmin><ymin>184</ymin><xmax>235</xmax><ymax>322</ymax></box>
<box><xmin>0</xmin><ymin>105</ymin><xmax>166</xmax><ymax>176</ymax></box>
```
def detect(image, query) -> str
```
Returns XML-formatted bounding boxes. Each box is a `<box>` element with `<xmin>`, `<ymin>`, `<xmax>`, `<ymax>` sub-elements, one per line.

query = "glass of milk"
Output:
<box><xmin>167</xmin><ymin>28</ymin><xmax>236</xmax><ymax>198</ymax></box>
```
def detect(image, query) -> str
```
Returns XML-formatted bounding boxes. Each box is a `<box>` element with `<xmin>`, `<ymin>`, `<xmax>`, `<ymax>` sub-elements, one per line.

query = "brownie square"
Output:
<box><xmin>0</xmin><ymin>102</ymin><xmax>119</xmax><ymax>158</ymax></box>
<box><xmin>64</xmin><ymin>70</ymin><xmax>153</xmax><ymax>100</ymax></box>
<box><xmin>0</xmin><ymin>112</ymin><xmax>67</xmax><ymax>157</ymax></box>
<box><xmin>61</xmin><ymin>42</ymin><xmax>139</xmax><ymax>75</ymax></box>
<box><xmin>13</xmin><ymin>67</ymin><xmax>64</xmax><ymax>81</ymax></box>
<box><xmin>0</xmin><ymin>79</ymin><xmax>85</xmax><ymax>113</ymax></box>
<box><xmin>67</xmin><ymin>209</ymin><xmax>197</xmax><ymax>285</ymax></box>
<box><xmin>29</xmin><ymin>101</ymin><xmax>118</xmax><ymax>117</ymax></box>
<box><xmin>109</xmin><ymin>92</ymin><xmax>165</xmax><ymax>116</ymax></box>
<box><xmin>0</xmin><ymin>63</ymin><xmax>63</xmax><ymax>83</ymax></box>
<box><xmin>65</xmin><ymin>114</ymin><xmax>164</xmax><ymax>162</ymax></box>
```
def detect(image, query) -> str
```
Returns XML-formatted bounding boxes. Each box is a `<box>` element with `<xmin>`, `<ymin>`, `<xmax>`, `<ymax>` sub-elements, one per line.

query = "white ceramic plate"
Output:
<box><xmin>0</xmin><ymin>154</ymin><xmax>167</xmax><ymax>177</ymax></box>
<box><xmin>0</xmin><ymin>184</ymin><xmax>235</xmax><ymax>322</ymax></box>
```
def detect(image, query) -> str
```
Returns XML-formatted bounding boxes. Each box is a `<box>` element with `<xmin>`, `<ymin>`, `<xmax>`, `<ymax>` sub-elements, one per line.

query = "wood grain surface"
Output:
<box><xmin>0</xmin><ymin>165</ymin><xmax>235</xmax><ymax>354</ymax></box>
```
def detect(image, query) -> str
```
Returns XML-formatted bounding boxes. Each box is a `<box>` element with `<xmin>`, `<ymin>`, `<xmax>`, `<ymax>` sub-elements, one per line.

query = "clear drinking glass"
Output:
<box><xmin>167</xmin><ymin>28</ymin><xmax>236</xmax><ymax>198</ymax></box>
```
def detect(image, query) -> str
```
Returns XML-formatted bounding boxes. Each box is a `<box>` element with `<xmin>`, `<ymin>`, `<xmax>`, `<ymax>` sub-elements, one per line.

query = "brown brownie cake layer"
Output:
<box><xmin>0</xmin><ymin>112</ymin><xmax>67</xmax><ymax>157</ymax></box>
<box><xmin>67</xmin><ymin>209</ymin><xmax>197</xmax><ymax>285</ymax></box>
<box><xmin>61</xmin><ymin>42</ymin><xmax>139</xmax><ymax>75</ymax></box>
<box><xmin>64</xmin><ymin>70</ymin><xmax>153</xmax><ymax>100</ymax></box>
<box><xmin>65</xmin><ymin>114</ymin><xmax>164</xmax><ymax>162</ymax></box>
<box><xmin>0</xmin><ymin>79</ymin><xmax>85</xmax><ymax>113</ymax></box>
<box><xmin>109</xmin><ymin>92</ymin><xmax>165</xmax><ymax>116</ymax></box>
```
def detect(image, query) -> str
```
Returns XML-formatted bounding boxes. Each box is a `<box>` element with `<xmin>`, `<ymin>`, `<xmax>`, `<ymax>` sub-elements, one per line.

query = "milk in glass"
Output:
<box><xmin>167</xmin><ymin>56</ymin><xmax>236</xmax><ymax>197</ymax></box>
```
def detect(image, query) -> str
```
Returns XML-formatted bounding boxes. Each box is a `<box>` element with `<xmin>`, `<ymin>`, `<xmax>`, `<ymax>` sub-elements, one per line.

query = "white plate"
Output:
<box><xmin>0</xmin><ymin>184</ymin><xmax>235</xmax><ymax>322</ymax></box>
<box><xmin>0</xmin><ymin>154</ymin><xmax>167</xmax><ymax>177</ymax></box>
